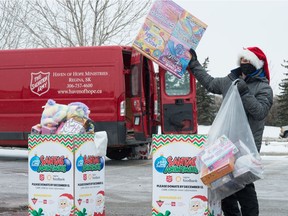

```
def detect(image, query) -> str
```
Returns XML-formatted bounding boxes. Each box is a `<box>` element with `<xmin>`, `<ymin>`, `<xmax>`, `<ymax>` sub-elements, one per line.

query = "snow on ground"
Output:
<box><xmin>261</xmin><ymin>127</ymin><xmax>288</xmax><ymax>155</ymax></box>
<box><xmin>198</xmin><ymin>125</ymin><xmax>280</xmax><ymax>138</ymax></box>
<box><xmin>198</xmin><ymin>125</ymin><xmax>288</xmax><ymax>155</ymax></box>
<box><xmin>0</xmin><ymin>126</ymin><xmax>287</xmax><ymax>157</ymax></box>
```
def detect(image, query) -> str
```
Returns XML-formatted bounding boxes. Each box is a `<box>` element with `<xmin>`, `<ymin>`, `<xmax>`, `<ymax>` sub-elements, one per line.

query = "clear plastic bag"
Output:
<box><xmin>197</xmin><ymin>82</ymin><xmax>263</xmax><ymax>201</ymax></box>
<box><xmin>94</xmin><ymin>131</ymin><xmax>108</xmax><ymax>156</ymax></box>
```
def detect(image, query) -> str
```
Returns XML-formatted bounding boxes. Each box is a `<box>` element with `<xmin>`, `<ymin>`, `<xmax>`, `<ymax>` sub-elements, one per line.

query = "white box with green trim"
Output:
<box><xmin>152</xmin><ymin>134</ymin><xmax>222</xmax><ymax>216</ymax></box>
<box><xmin>28</xmin><ymin>134</ymin><xmax>105</xmax><ymax>216</ymax></box>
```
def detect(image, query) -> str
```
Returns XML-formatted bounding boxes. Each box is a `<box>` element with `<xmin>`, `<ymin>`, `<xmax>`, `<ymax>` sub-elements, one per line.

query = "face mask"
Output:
<box><xmin>240</xmin><ymin>63</ymin><xmax>256</xmax><ymax>75</ymax></box>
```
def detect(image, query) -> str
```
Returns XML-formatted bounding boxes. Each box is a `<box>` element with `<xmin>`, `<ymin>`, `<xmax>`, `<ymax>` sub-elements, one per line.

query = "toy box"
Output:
<box><xmin>201</xmin><ymin>156</ymin><xmax>235</xmax><ymax>186</ymax></box>
<box><xmin>207</xmin><ymin>161</ymin><xmax>262</xmax><ymax>201</ymax></box>
<box><xmin>198</xmin><ymin>135</ymin><xmax>238</xmax><ymax>168</ymax></box>
<box><xmin>28</xmin><ymin>134</ymin><xmax>105</xmax><ymax>216</ymax></box>
<box><xmin>133</xmin><ymin>0</ymin><xmax>207</xmax><ymax>78</ymax></box>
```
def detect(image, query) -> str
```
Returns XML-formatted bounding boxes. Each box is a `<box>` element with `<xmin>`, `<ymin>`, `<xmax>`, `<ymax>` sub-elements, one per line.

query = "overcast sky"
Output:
<box><xmin>167</xmin><ymin>0</ymin><xmax>288</xmax><ymax>95</ymax></box>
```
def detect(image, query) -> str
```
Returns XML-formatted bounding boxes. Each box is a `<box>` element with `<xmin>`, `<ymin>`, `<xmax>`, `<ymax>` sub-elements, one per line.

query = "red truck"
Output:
<box><xmin>0</xmin><ymin>46</ymin><xmax>197</xmax><ymax>160</ymax></box>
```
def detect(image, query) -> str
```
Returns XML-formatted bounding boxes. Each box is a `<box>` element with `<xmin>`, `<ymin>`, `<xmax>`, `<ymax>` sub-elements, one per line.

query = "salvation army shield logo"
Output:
<box><xmin>166</xmin><ymin>175</ymin><xmax>173</xmax><ymax>183</ymax></box>
<box><xmin>39</xmin><ymin>174</ymin><xmax>45</xmax><ymax>181</ymax></box>
<box><xmin>83</xmin><ymin>174</ymin><xmax>87</xmax><ymax>181</ymax></box>
<box><xmin>30</xmin><ymin>72</ymin><xmax>50</xmax><ymax>96</ymax></box>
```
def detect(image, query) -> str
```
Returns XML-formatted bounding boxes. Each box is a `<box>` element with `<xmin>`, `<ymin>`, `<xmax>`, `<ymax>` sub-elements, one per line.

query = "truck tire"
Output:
<box><xmin>284</xmin><ymin>131</ymin><xmax>288</xmax><ymax>138</ymax></box>
<box><xmin>106</xmin><ymin>148</ymin><xmax>131</xmax><ymax>160</ymax></box>
<box><xmin>127</xmin><ymin>144</ymin><xmax>151</xmax><ymax>160</ymax></box>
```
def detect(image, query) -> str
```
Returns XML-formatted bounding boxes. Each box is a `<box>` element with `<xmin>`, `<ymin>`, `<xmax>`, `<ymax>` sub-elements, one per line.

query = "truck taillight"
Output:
<box><xmin>154</xmin><ymin>100</ymin><xmax>158</xmax><ymax>116</ymax></box>
<box><xmin>118</xmin><ymin>93</ymin><xmax>125</xmax><ymax>121</ymax></box>
<box><xmin>120</xmin><ymin>101</ymin><xmax>126</xmax><ymax>117</ymax></box>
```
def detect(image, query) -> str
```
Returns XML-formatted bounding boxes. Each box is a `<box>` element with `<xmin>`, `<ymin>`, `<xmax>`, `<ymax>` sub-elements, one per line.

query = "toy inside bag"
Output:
<box><xmin>31</xmin><ymin>99</ymin><xmax>108</xmax><ymax>156</ymax></box>
<box><xmin>34</xmin><ymin>99</ymin><xmax>94</xmax><ymax>135</ymax></box>
<box><xmin>197</xmin><ymin>83</ymin><xmax>263</xmax><ymax>201</ymax></box>
<box><xmin>40</xmin><ymin>99</ymin><xmax>68</xmax><ymax>127</ymax></box>
<box><xmin>67</xmin><ymin>101</ymin><xmax>90</xmax><ymax>119</ymax></box>
<box><xmin>57</xmin><ymin>101</ymin><xmax>94</xmax><ymax>134</ymax></box>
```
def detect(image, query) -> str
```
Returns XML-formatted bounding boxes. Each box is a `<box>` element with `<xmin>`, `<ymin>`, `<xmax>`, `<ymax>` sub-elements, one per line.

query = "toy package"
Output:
<box><xmin>30</xmin><ymin>99</ymin><xmax>108</xmax><ymax>156</ymax></box>
<box><xmin>133</xmin><ymin>0</ymin><xmax>207</xmax><ymax>78</ymax></box>
<box><xmin>31</xmin><ymin>99</ymin><xmax>95</xmax><ymax>135</ymax></box>
<box><xmin>197</xmin><ymin>84</ymin><xmax>263</xmax><ymax>201</ymax></box>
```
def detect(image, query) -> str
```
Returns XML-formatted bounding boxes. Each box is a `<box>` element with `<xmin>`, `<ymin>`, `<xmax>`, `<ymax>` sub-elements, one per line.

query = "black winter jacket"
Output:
<box><xmin>189</xmin><ymin>61</ymin><xmax>273</xmax><ymax>152</ymax></box>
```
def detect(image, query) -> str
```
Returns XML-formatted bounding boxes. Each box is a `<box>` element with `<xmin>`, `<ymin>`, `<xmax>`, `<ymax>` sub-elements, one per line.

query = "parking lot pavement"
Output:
<box><xmin>1</xmin><ymin>155</ymin><xmax>288</xmax><ymax>215</ymax></box>
<box><xmin>255</xmin><ymin>156</ymin><xmax>288</xmax><ymax>216</ymax></box>
<box><xmin>104</xmin><ymin>159</ymin><xmax>153</xmax><ymax>216</ymax></box>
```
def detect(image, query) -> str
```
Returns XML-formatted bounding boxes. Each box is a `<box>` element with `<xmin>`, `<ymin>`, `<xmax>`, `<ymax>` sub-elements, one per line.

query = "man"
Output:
<box><xmin>188</xmin><ymin>47</ymin><xmax>273</xmax><ymax>216</ymax></box>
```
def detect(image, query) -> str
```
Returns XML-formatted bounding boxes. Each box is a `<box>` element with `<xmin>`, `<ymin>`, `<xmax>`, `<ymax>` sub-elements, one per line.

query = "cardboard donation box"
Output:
<box><xmin>133</xmin><ymin>0</ymin><xmax>207</xmax><ymax>78</ymax></box>
<box><xmin>152</xmin><ymin>134</ymin><xmax>222</xmax><ymax>216</ymax></box>
<box><xmin>28</xmin><ymin>134</ymin><xmax>105</xmax><ymax>216</ymax></box>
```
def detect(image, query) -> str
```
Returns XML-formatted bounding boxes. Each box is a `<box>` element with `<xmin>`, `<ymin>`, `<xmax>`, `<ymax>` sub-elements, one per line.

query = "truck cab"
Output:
<box><xmin>0</xmin><ymin>46</ymin><xmax>197</xmax><ymax>160</ymax></box>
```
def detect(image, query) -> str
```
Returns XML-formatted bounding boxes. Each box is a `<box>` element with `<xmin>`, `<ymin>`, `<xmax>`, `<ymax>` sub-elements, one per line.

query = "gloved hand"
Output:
<box><xmin>189</xmin><ymin>48</ymin><xmax>198</xmax><ymax>62</ymax></box>
<box><xmin>235</xmin><ymin>79</ymin><xmax>249</xmax><ymax>96</ymax></box>
<box><xmin>188</xmin><ymin>48</ymin><xmax>199</xmax><ymax>71</ymax></box>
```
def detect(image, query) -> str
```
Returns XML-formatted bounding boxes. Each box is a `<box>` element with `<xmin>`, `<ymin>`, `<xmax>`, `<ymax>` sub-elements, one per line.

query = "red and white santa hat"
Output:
<box><xmin>59</xmin><ymin>193</ymin><xmax>73</xmax><ymax>203</ymax></box>
<box><xmin>191</xmin><ymin>195</ymin><xmax>208</xmax><ymax>202</ymax></box>
<box><xmin>97</xmin><ymin>190</ymin><xmax>105</xmax><ymax>197</ymax></box>
<box><xmin>238</xmin><ymin>47</ymin><xmax>270</xmax><ymax>82</ymax></box>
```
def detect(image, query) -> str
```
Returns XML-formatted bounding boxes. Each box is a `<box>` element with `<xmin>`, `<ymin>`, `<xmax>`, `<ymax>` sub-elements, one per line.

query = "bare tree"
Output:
<box><xmin>0</xmin><ymin>1</ymin><xmax>32</xmax><ymax>49</ymax></box>
<box><xmin>1</xmin><ymin>0</ymin><xmax>151</xmax><ymax>48</ymax></box>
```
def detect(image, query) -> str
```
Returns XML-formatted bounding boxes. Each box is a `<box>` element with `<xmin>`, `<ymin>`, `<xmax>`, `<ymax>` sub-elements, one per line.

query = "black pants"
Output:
<box><xmin>221</xmin><ymin>183</ymin><xmax>259</xmax><ymax>216</ymax></box>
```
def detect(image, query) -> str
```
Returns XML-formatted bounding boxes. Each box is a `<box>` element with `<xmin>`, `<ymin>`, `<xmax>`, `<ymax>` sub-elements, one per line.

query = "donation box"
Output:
<box><xmin>28</xmin><ymin>134</ymin><xmax>105</xmax><ymax>216</ymax></box>
<box><xmin>152</xmin><ymin>134</ymin><xmax>222</xmax><ymax>216</ymax></box>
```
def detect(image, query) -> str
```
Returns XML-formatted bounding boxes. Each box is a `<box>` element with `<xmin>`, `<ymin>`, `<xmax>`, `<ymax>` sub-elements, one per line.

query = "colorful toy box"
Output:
<box><xmin>133</xmin><ymin>0</ymin><xmax>207</xmax><ymax>78</ymax></box>
<box><xmin>198</xmin><ymin>135</ymin><xmax>238</xmax><ymax>169</ymax></box>
<box><xmin>200</xmin><ymin>156</ymin><xmax>235</xmax><ymax>186</ymax></box>
<box><xmin>28</xmin><ymin>134</ymin><xmax>105</xmax><ymax>216</ymax></box>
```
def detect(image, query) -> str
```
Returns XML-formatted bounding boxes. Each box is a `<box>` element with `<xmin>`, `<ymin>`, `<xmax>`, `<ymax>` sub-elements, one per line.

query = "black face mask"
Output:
<box><xmin>240</xmin><ymin>63</ymin><xmax>256</xmax><ymax>75</ymax></box>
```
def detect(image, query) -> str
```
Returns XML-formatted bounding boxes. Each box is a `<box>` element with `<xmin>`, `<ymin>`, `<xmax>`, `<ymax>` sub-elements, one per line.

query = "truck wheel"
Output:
<box><xmin>106</xmin><ymin>148</ymin><xmax>131</xmax><ymax>160</ymax></box>
<box><xmin>127</xmin><ymin>144</ymin><xmax>151</xmax><ymax>160</ymax></box>
<box><xmin>284</xmin><ymin>131</ymin><xmax>288</xmax><ymax>138</ymax></box>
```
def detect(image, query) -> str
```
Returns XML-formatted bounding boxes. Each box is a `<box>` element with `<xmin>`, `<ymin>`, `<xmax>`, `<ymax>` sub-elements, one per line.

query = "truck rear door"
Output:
<box><xmin>158</xmin><ymin>68</ymin><xmax>197</xmax><ymax>134</ymax></box>
<box><xmin>127</xmin><ymin>50</ymin><xmax>154</xmax><ymax>141</ymax></box>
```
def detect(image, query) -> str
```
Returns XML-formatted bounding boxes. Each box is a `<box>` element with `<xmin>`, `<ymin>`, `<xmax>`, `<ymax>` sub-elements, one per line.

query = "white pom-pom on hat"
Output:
<box><xmin>238</xmin><ymin>48</ymin><xmax>264</xmax><ymax>69</ymax></box>
<box><xmin>238</xmin><ymin>46</ymin><xmax>270</xmax><ymax>81</ymax></box>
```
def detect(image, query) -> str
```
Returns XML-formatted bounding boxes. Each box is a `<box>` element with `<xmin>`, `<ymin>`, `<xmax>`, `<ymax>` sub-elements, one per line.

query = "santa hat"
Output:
<box><xmin>238</xmin><ymin>47</ymin><xmax>270</xmax><ymax>82</ymax></box>
<box><xmin>97</xmin><ymin>190</ymin><xmax>105</xmax><ymax>196</ymax></box>
<box><xmin>191</xmin><ymin>195</ymin><xmax>208</xmax><ymax>202</ymax></box>
<box><xmin>59</xmin><ymin>193</ymin><xmax>74</xmax><ymax>201</ymax></box>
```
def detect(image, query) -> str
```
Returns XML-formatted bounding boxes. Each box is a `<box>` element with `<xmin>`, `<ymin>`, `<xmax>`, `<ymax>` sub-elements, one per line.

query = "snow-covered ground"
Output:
<box><xmin>0</xmin><ymin>126</ymin><xmax>287</xmax><ymax>158</ymax></box>
<box><xmin>197</xmin><ymin>125</ymin><xmax>280</xmax><ymax>138</ymax></box>
<box><xmin>198</xmin><ymin>125</ymin><xmax>288</xmax><ymax>155</ymax></box>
